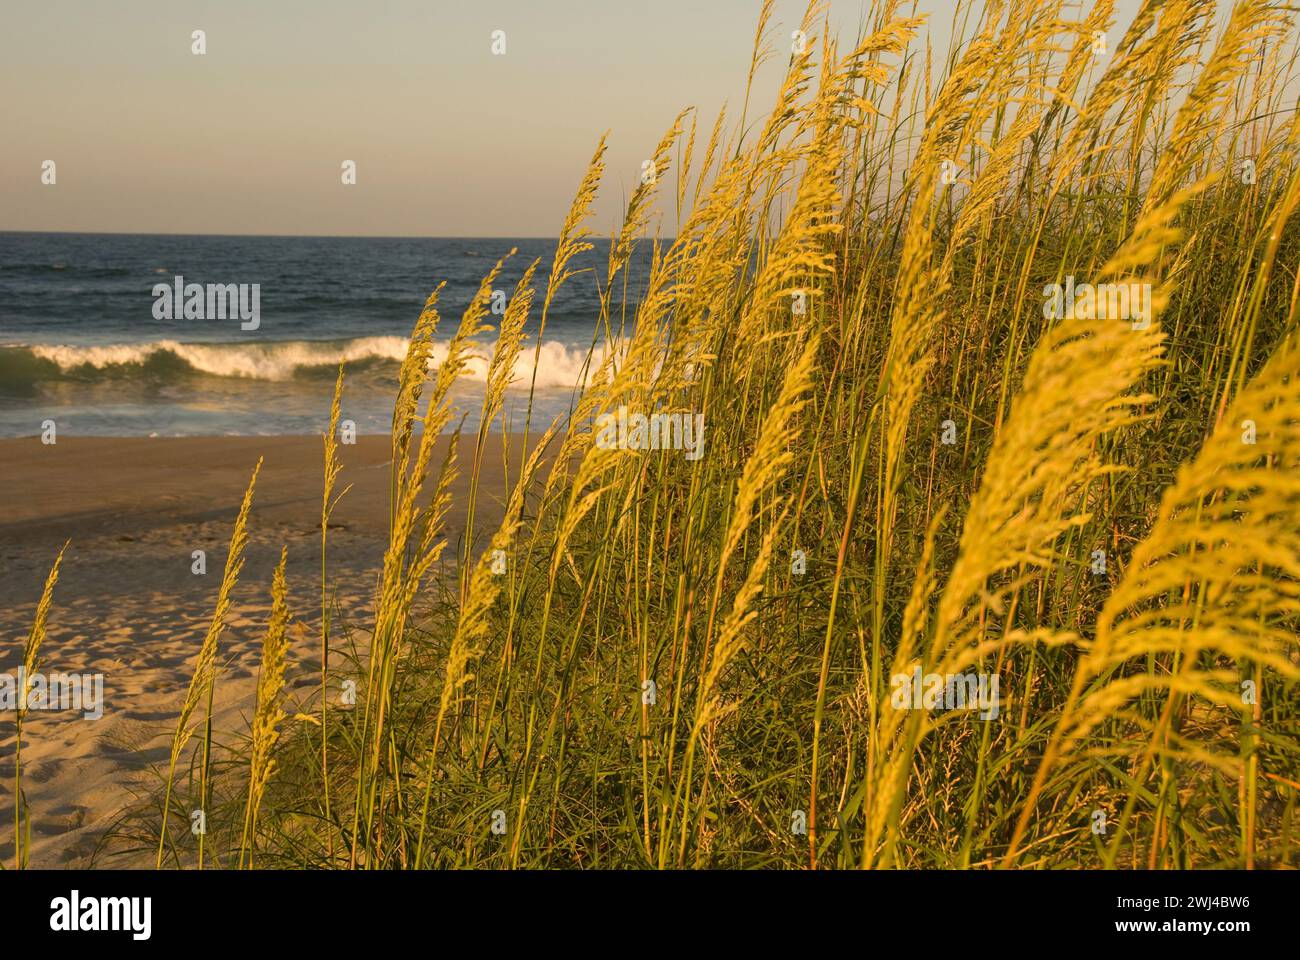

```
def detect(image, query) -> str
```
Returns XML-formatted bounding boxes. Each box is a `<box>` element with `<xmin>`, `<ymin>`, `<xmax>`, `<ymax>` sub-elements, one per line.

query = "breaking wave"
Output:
<box><xmin>0</xmin><ymin>337</ymin><xmax>601</xmax><ymax>391</ymax></box>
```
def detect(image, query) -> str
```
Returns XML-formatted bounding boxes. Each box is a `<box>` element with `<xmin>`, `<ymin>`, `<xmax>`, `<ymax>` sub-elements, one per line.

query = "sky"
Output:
<box><xmin>1</xmin><ymin>0</ymin><xmax>1157</xmax><ymax>238</ymax></box>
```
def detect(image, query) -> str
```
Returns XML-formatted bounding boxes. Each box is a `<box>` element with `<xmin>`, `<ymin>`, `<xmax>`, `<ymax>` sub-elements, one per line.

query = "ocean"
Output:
<box><xmin>0</xmin><ymin>232</ymin><xmax>643</xmax><ymax>437</ymax></box>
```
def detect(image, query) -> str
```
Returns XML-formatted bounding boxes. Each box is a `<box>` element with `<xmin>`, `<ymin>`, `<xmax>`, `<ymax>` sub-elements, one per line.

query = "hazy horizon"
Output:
<box><xmin>0</xmin><ymin>228</ymin><xmax>633</xmax><ymax>239</ymax></box>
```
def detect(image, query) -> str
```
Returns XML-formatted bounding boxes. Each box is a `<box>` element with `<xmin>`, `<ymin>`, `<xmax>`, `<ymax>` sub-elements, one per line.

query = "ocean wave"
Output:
<box><xmin>0</xmin><ymin>263</ymin><xmax>132</xmax><ymax>278</ymax></box>
<box><xmin>0</xmin><ymin>337</ymin><xmax>602</xmax><ymax>390</ymax></box>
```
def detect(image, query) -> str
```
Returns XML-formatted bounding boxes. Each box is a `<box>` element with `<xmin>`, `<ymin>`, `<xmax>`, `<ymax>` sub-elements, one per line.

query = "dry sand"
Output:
<box><xmin>0</xmin><ymin>434</ymin><xmax>510</xmax><ymax>867</ymax></box>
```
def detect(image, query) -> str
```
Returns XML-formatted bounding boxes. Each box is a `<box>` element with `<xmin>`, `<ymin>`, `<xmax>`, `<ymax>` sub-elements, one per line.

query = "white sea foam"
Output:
<box><xmin>28</xmin><ymin>337</ymin><xmax>603</xmax><ymax>389</ymax></box>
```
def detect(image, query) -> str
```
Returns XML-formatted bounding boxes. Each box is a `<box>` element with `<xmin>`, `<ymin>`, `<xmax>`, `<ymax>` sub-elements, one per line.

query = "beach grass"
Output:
<box><xmin>27</xmin><ymin>0</ymin><xmax>1300</xmax><ymax>869</ymax></box>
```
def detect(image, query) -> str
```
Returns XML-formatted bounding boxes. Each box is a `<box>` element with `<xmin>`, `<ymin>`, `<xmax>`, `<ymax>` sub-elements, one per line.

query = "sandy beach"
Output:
<box><xmin>0</xmin><ymin>434</ymin><xmax>510</xmax><ymax>867</ymax></box>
